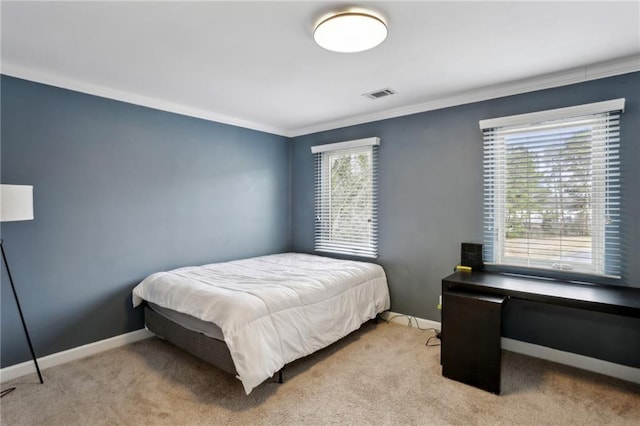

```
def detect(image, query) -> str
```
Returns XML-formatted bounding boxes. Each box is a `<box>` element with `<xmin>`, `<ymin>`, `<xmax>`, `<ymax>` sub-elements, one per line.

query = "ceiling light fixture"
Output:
<box><xmin>314</xmin><ymin>10</ymin><xmax>388</xmax><ymax>53</ymax></box>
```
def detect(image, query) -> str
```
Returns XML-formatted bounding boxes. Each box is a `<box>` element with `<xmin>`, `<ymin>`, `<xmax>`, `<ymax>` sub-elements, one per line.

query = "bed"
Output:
<box><xmin>132</xmin><ymin>252</ymin><xmax>390</xmax><ymax>394</ymax></box>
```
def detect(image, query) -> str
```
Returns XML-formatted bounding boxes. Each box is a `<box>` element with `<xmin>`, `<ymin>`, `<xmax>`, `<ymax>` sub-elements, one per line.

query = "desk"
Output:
<box><xmin>441</xmin><ymin>272</ymin><xmax>640</xmax><ymax>394</ymax></box>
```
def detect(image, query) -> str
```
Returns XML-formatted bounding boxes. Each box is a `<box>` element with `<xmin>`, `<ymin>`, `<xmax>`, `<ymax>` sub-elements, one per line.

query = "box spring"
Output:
<box><xmin>144</xmin><ymin>305</ymin><xmax>237</xmax><ymax>375</ymax></box>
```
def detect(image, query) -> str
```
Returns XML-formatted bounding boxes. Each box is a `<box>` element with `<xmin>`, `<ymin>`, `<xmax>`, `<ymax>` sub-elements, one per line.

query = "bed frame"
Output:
<box><xmin>145</xmin><ymin>306</ymin><xmax>237</xmax><ymax>374</ymax></box>
<box><xmin>145</xmin><ymin>306</ymin><xmax>285</xmax><ymax>383</ymax></box>
<box><xmin>144</xmin><ymin>303</ymin><xmax>385</xmax><ymax>386</ymax></box>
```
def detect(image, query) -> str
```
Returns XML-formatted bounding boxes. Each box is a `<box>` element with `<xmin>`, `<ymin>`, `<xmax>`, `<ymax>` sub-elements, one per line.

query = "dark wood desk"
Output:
<box><xmin>441</xmin><ymin>271</ymin><xmax>640</xmax><ymax>394</ymax></box>
<box><xmin>443</xmin><ymin>271</ymin><xmax>640</xmax><ymax>317</ymax></box>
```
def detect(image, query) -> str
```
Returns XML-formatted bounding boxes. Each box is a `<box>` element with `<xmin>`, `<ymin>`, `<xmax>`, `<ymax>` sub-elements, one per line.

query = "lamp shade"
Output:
<box><xmin>0</xmin><ymin>184</ymin><xmax>34</xmax><ymax>222</ymax></box>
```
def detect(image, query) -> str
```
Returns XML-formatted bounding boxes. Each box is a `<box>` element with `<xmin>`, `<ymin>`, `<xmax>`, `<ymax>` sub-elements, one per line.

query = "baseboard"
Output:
<box><xmin>4</xmin><ymin>314</ymin><xmax>639</xmax><ymax>386</ymax></box>
<box><xmin>379</xmin><ymin>311</ymin><xmax>441</xmax><ymax>330</ymax></box>
<box><xmin>381</xmin><ymin>310</ymin><xmax>640</xmax><ymax>385</ymax></box>
<box><xmin>0</xmin><ymin>328</ymin><xmax>154</xmax><ymax>383</ymax></box>
<box><xmin>501</xmin><ymin>337</ymin><xmax>640</xmax><ymax>385</ymax></box>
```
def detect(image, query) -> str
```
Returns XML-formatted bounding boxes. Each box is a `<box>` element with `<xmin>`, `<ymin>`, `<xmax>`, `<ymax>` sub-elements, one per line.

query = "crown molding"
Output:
<box><xmin>0</xmin><ymin>63</ymin><xmax>290</xmax><ymax>137</ymax></box>
<box><xmin>2</xmin><ymin>55</ymin><xmax>638</xmax><ymax>140</ymax></box>
<box><xmin>288</xmin><ymin>54</ymin><xmax>640</xmax><ymax>137</ymax></box>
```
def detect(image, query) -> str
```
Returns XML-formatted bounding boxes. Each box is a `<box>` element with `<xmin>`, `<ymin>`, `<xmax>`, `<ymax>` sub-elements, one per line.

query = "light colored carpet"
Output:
<box><xmin>1</xmin><ymin>322</ymin><xmax>639</xmax><ymax>425</ymax></box>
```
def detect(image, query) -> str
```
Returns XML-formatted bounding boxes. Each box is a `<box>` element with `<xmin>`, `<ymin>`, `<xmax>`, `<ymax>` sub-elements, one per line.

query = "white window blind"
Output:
<box><xmin>312</xmin><ymin>138</ymin><xmax>379</xmax><ymax>258</ymax></box>
<box><xmin>481</xmin><ymin>99</ymin><xmax>624</xmax><ymax>278</ymax></box>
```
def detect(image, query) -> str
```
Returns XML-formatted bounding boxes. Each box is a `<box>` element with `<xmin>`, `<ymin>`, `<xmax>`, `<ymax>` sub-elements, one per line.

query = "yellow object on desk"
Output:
<box><xmin>455</xmin><ymin>265</ymin><xmax>473</xmax><ymax>272</ymax></box>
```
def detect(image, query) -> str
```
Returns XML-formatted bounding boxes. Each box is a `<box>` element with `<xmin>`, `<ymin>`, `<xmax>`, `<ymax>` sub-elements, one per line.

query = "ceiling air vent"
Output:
<box><xmin>362</xmin><ymin>88</ymin><xmax>397</xmax><ymax>100</ymax></box>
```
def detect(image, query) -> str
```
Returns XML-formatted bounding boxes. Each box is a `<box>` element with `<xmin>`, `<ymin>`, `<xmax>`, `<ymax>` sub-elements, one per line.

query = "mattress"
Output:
<box><xmin>133</xmin><ymin>252</ymin><xmax>390</xmax><ymax>394</ymax></box>
<box><xmin>148</xmin><ymin>303</ymin><xmax>224</xmax><ymax>341</ymax></box>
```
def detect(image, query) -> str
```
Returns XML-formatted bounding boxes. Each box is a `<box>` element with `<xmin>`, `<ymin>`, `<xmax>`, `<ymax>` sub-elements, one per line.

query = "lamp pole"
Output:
<box><xmin>1</xmin><ymin>240</ymin><xmax>44</xmax><ymax>384</ymax></box>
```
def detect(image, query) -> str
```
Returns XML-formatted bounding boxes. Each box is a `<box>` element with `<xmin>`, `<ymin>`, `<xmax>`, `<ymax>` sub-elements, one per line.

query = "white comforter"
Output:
<box><xmin>132</xmin><ymin>252</ymin><xmax>390</xmax><ymax>394</ymax></box>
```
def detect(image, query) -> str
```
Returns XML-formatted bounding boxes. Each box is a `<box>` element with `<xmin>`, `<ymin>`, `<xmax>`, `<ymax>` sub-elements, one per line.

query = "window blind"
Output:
<box><xmin>313</xmin><ymin>138</ymin><xmax>379</xmax><ymax>258</ymax></box>
<box><xmin>481</xmin><ymin>99</ymin><xmax>624</xmax><ymax>278</ymax></box>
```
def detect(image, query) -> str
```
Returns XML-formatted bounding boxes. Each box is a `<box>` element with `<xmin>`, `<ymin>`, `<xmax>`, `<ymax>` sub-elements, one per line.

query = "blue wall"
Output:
<box><xmin>1</xmin><ymin>76</ymin><xmax>291</xmax><ymax>367</ymax></box>
<box><xmin>2</xmin><ymin>72</ymin><xmax>639</xmax><ymax>370</ymax></box>
<box><xmin>291</xmin><ymin>72</ymin><xmax>640</xmax><ymax>367</ymax></box>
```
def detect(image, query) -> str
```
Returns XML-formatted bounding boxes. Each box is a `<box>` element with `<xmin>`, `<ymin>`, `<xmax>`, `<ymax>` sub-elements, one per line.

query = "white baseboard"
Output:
<box><xmin>4</xmin><ymin>314</ymin><xmax>639</xmax><ymax>386</ymax></box>
<box><xmin>0</xmin><ymin>328</ymin><xmax>154</xmax><ymax>383</ymax></box>
<box><xmin>501</xmin><ymin>337</ymin><xmax>640</xmax><ymax>384</ymax></box>
<box><xmin>379</xmin><ymin>311</ymin><xmax>441</xmax><ymax>330</ymax></box>
<box><xmin>381</xmin><ymin>310</ymin><xmax>640</xmax><ymax>385</ymax></box>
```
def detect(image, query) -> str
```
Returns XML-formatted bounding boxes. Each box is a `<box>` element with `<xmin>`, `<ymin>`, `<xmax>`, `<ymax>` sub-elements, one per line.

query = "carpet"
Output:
<box><xmin>1</xmin><ymin>322</ymin><xmax>639</xmax><ymax>425</ymax></box>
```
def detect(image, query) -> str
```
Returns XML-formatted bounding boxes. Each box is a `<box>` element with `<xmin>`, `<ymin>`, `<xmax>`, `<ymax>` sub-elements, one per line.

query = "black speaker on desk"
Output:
<box><xmin>461</xmin><ymin>243</ymin><xmax>484</xmax><ymax>271</ymax></box>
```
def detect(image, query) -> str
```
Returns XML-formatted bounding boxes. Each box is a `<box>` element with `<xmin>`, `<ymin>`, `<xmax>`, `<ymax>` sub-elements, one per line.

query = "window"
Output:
<box><xmin>481</xmin><ymin>99</ymin><xmax>624</xmax><ymax>278</ymax></box>
<box><xmin>312</xmin><ymin>137</ymin><xmax>379</xmax><ymax>258</ymax></box>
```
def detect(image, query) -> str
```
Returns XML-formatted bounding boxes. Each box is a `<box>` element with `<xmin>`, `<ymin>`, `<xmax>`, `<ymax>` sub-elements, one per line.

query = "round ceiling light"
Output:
<box><xmin>313</xmin><ymin>11</ymin><xmax>388</xmax><ymax>53</ymax></box>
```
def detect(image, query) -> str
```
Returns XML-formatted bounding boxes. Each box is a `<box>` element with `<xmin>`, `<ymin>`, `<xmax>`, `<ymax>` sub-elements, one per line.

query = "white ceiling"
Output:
<box><xmin>2</xmin><ymin>1</ymin><xmax>639</xmax><ymax>137</ymax></box>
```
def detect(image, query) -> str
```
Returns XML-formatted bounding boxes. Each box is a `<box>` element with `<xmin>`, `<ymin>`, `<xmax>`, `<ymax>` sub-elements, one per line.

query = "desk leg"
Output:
<box><xmin>441</xmin><ymin>291</ymin><xmax>505</xmax><ymax>394</ymax></box>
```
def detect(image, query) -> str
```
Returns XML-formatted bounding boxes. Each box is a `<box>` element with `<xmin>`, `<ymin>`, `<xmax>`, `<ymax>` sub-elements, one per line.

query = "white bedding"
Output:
<box><xmin>132</xmin><ymin>252</ymin><xmax>390</xmax><ymax>394</ymax></box>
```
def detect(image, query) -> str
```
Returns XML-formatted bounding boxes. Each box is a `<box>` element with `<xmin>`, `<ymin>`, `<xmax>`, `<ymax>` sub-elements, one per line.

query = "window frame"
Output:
<box><xmin>480</xmin><ymin>99</ymin><xmax>624</xmax><ymax>279</ymax></box>
<box><xmin>311</xmin><ymin>137</ymin><xmax>380</xmax><ymax>258</ymax></box>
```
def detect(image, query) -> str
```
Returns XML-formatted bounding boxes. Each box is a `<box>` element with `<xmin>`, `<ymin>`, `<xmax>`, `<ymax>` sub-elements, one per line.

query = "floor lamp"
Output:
<box><xmin>1</xmin><ymin>184</ymin><xmax>44</xmax><ymax>387</ymax></box>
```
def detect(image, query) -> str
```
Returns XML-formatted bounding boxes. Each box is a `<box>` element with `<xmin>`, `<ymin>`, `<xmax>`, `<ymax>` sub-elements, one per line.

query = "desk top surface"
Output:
<box><xmin>443</xmin><ymin>271</ymin><xmax>640</xmax><ymax>318</ymax></box>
